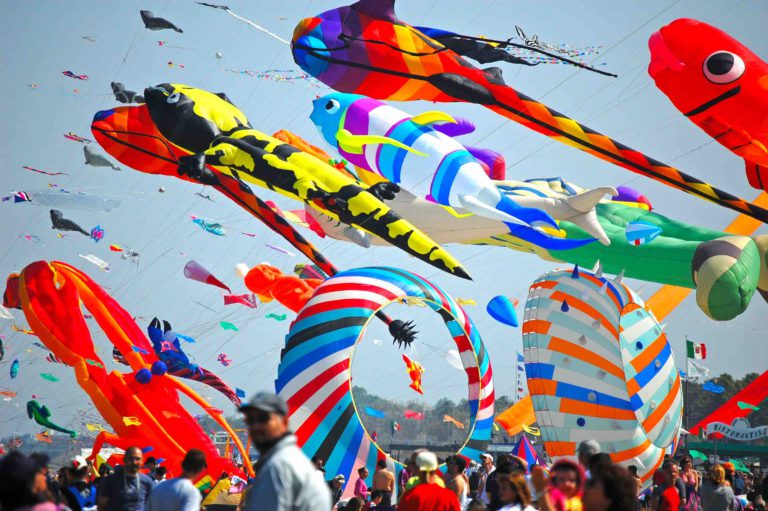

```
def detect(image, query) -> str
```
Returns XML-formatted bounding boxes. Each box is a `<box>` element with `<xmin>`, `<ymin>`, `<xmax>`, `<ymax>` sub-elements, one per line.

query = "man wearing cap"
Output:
<box><xmin>476</xmin><ymin>453</ymin><xmax>495</xmax><ymax>505</ymax></box>
<box><xmin>397</xmin><ymin>451</ymin><xmax>460</xmax><ymax>510</ymax></box>
<box><xmin>63</xmin><ymin>456</ymin><xmax>98</xmax><ymax>511</ymax></box>
<box><xmin>329</xmin><ymin>474</ymin><xmax>345</xmax><ymax>506</ymax></box>
<box><xmin>97</xmin><ymin>446</ymin><xmax>153</xmax><ymax>511</ymax></box>
<box><xmin>239</xmin><ymin>391</ymin><xmax>331</xmax><ymax>511</ymax></box>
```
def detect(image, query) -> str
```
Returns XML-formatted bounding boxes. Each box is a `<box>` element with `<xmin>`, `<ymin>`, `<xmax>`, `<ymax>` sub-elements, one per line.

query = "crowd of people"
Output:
<box><xmin>1</xmin><ymin>392</ymin><xmax>767</xmax><ymax>511</ymax></box>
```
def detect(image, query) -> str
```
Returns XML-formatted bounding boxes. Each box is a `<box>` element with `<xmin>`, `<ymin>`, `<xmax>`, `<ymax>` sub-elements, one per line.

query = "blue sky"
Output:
<box><xmin>1</xmin><ymin>0</ymin><xmax>767</xmax><ymax>437</ymax></box>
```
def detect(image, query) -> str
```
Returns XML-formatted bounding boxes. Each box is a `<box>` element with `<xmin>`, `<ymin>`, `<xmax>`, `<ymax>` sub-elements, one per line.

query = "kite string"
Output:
<box><xmin>224</xmin><ymin>9</ymin><xmax>290</xmax><ymax>45</ymax></box>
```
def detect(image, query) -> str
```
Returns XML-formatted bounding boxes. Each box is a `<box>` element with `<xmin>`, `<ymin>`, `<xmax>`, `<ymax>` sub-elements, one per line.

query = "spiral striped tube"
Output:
<box><xmin>276</xmin><ymin>267</ymin><xmax>494</xmax><ymax>496</ymax></box>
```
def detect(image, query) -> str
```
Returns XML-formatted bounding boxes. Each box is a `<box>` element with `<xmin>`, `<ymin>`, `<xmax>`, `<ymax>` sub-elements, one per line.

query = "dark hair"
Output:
<box><xmin>589</xmin><ymin>453</ymin><xmax>613</xmax><ymax>478</ymax></box>
<box><xmin>181</xmin><ymin>449</ymin><xmax>207</xmax><ymax>474</ymax></box>
<box><xmin>311</xmin><ymin>455</ymin><xmax>323</xmax><ymax>464</ymax></box>
<box><xmin>155</xmin><ymin>467</ymin><xmax>167</xmax><ymax>477</ymax></box>
<box><xmin>358</xmin><ymin>466</ymin><xmax>367</xmax><ymax>474</ymax></box>
<box><xmin>587</xmin><ymin>465</ymin><xmax>637</xmax><ymax>511</ymax></box>
<box><xmin>467</xmin><ymin>499</ymin><xmax>487</xmax><ymax>511</ymax></box>
<box><xmin>454</xmin><ymin>456</ymin><xmax>467</xmax><ymax>472</ymax></box>
<box><xmin>627</xmin><ymin>465</ymin><xmax>638</xmax><ymax>476</ymax></box>
<box><xmin>0</xmin><ymin>452</ymin><xmax>44</xmax><ymax>510</ymax></box>
<box><xmin>377</xmin><ymin>459</ymin><xmax>387</xmax><ymax>469</ymax></box>
<box><xmin>343</xmin><ymin>496</ymin><xmax>364</xmax><ymax>511</ymax></box>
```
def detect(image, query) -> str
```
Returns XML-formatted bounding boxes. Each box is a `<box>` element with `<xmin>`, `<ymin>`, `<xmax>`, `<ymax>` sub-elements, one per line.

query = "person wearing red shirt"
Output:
<box><xmin>397</xmin><ymin>452</ymin><xmax>459</xmax><ymax>511</ymax></box>
<box><xmin>658</xmin><ymin>462</ymin><xmax>681</xmax><ymax>511</ymax></box>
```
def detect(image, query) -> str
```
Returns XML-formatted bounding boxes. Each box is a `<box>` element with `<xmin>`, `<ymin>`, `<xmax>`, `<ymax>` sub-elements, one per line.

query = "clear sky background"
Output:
<box><xmin>1</xmin><ymin>0</ymin><xmax>767</xmax><ymax>437</ymax></box>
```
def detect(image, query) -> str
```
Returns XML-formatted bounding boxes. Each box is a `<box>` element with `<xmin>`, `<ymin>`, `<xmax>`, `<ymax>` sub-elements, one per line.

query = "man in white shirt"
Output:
<box><xmin>477</xmin><ymin>453</ymin><xmax>496</xmax><ymax>504</ymax></box>
<box><xmin>146</xmin><ymin>449</ymin><xmax>206</xmax><ymax>511</ymax></box>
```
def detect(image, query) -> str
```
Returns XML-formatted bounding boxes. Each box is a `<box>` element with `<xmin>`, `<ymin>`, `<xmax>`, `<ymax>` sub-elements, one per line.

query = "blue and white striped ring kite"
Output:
<box><xmin>276</xmin><ymin>267</ymin><xmax>494</xmax><ymax>497</ymax></box>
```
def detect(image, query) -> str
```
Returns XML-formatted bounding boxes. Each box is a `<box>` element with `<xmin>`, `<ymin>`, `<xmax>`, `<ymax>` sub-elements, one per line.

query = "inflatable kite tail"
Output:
<box><xmin>496</xmin><ymin>194</ymin><xmax>557</xmax><ymax>229</ymax></box>
<box><xmin>481</xmin><ymin>81</ymin><xmax>768</xmax><ymax>223</ymax></box>
<box><xmin>192</xmin><ymin>366</ymin><xmax>241</xmax><ymax>406</ymax></box>
<box><xmin>506</xmin><ymin>224</ymin><xmax>597</xmax><ymax>251</ymax></box>
<box><xmin>751</xmin><ymin>234</ymin><xmax>768</xmax><ymax>303</ymax></box>
<box><xmin>691</xmin><ymin>236</ymin><xmax>760</xmax><ymax>320</ymax></box>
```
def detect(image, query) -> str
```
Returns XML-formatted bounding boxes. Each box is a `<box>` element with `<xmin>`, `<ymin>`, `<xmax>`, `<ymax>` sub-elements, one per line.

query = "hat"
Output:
<box><xmin>415</xmin><ymin>451</ymin><xmax>439</xmax><ymax>472</ymax></box>
<box><xmin>143</xmin><ymin>457</ymin><xmax>157</xmax><ymax>467</ymax></box>
<box><xmin>723</xmin><ymin>462</ymin><xmax>735</xmax><ymax>472</ymax></box>
<box><xmin>238</xmin><ymin>391</ymin><xmax>289</xmax><ymax>415</ymax></box>
<box><xmin>71</xmin><ymin>455</ymin><xmax>88</xmax><ymax>471</ymax></box>
<box><xmin>333</xmin><ymin>474</ymin><xmax>346</xmax><ymax>482</ymax></box>
<box><xmin>479</xmin><ymin>453</ymin><xmax>493</xmax><ymax>461</ymax></box>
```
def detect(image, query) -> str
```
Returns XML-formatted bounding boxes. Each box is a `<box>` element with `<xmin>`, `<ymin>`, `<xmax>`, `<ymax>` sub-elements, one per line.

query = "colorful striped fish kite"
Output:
<box><xmin>292</xmin><ymin>0</ymin><xmax>768</xmax><ymax>222</ymax></box>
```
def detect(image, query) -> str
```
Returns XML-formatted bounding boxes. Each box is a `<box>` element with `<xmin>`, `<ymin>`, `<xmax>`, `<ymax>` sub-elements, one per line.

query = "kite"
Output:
<box><xmin>310</xmin><ymin>93</ymin><xmax>598</xmax><ymax>251</ymax></box>
<box><xmin>111</xmin><ymin>82</ymin><xmax>145</xmax><ymax>104</ymax></box>
<box><xmin>455</xmin><ymin>298</ymin><xmax>477</xmax><ymax>306</ymax></box>
<box><xmin>183</xmin><ymin>260</ymin><xmax>231</xmax><ymax>293</ymax></box>
<box><xmin>444</xmin><ymin>349</ymin><xmax>464</xmax><ymax>372</ymax></box>
<box><xmin>521</xmin><ymin>424</ymin><xmax>541</xmax><ymax>436</ymax></box>
<box><xmin>18</xmin><ymin>189</ymin><xmax>122</xmax><ymax>213</ymax></box>
<box><xmin>11</xmin><ymin>324</ymin><xmax>35</xmax><ymax>335</ymax></box>
<box><xmin>649</xmin><ymin>19</ymin><xmax>768</xmax><ymax>192</ymax></box>
<box><xmin>703</xmin><ymin>381</ymin><xmax>726</xmax><ymax>394</ymax></box>
<box><xmin>292</xmin><ymin>0</ymin><xmax>768</xmax><ymax>223</ymax></box>
<box><xmin>82</xmin><ymin>35</ymin><xmax>96</xmax><ymax>42</ymax></box>
<box><xmin>223</xmin><ymin>293</ymin><xmax>258</xmax><ymax>308</ymax></box>
<box><xmin>195</xmin><ymin>3</ymin><xmax>288</xmax><ymax>45</ymax></box>
<box><xmin>84</xmin><ymin>146</ymin><xmax>121</xmax><ymax>170</ymax></box>
<box><xmin>242</xmin><ymin>263</ymin><xmax>321</xmax><ymax>312</ymax></box>
<box><xmin>625</xmin><ymin>221</ymin><xmax>663</xmax><ymax>246</ymax></box>
<box><xmin>4</xmin><ymin>260</ymin><xmax>251</xmax><ymax>479</ymax></box>
<box><xmin>140</xmin><ymin>10</ymin><xmax>183</xmax><ymax>33</ymax></box>
<box><xmin>217</xmin><ymin>354</ymin><xmax>232</xmax><ymax>367</ymax></box>
<box><xmin>0</xmin><ymin>391</ymin><xmax>16</xmax><ymax>398</ymax></box>
<box><xmin>22</xmin><ymin>166</ymin><xmax>67</xmax><ymax>176</ymax></box>
<box><xmin>510</xmin><ymin>435</ymin><xmax>540</xmax><ymax>472</ymax></box>
<box><xmin>307</xmin><ymin>172</ymin><xmax>767</xmax><ymax>321</ymax></box>
<box><xmin>62</xmin><ymin>71</ymin><xmax>88</xmax><ymax>80</ymax></box>
<box><xmin>85</xmin><ymin>423</ymin><xmax>107</xmax><ymax>432</ymax></box>
<box><xmin>192</xmin><ymin>216</ymin><xmax>226</xmax><ymax>236</ymax></box>
<box><xmin>23</xmin><ymin>235</ymin><xmax>41</xmax><ymax>244</ymax></box>
<box><xmin>10</xmin><ymin>359</ymin><xmax>19</xmax><ymax>379</ymax></box>
<box><xmin>365</xmin><ymin>407</ymin><xmax>386</xmax><ymax>419</ymax></box>
<box><xmin>486</xmin><ymin>296</ymin><xmax>519</xmax><ymax>327</ymax></box>
<box><xmin>50</xmin><ymin>209</ymin><xmax>102</xmax><ymax>241</ymax></box>
<box><xmin>443</xmin><ymin>415</ymin><xmax>464</xmax><ymax>429</ymax></box>
<box><xmin>404</xmin><ymin>410</ymin><xmax>424</xmax><ymax>420</ymax></box>
<box><xmin>139</xmin><ymin>83</ymin><xmax>468</xmax><ymax>279</ymax></box>
<box><xmin>0</xmin><ymin>306</ymin><xmax>10</xmax><ymax>320</ymax></box>
<box><xmin>220</xmin><ymin>321</ymin><xmax>238</xmax><ymax>331</ymax></box>
<box><xmin>27</xmin><ymin>401</ymin><xmax>77</xmax><ymax>438</ymax></box>
<box><xmin>275</xmin><ymin>267</ymin><xmax>493</xmax><ymax>489</ymax></box>
<box><xmin>35</xmin><ymin>432</ymin><xmax>52</xmax><ymax>444</ymax></box>
<box><xmin>402</xmin><ymin>354</ymin><xmax>425</xmax><ymax>395</ymax></box>
<box><xmin>8</xmin><ymin>191</ymin><xmax>31</xmax><ymax>203</ymax></box>
<box><xmin>737</xmin><ymin>401</ymin><xmax>760</xmax><ymax>411</ymax></box>
<box><xmin>195</xmin><ymin>191</ymin><xmax>215</xmax><ymax>202</ymax></box>
<box><xmin>145</xmin><ymin>318</ymin><xmax>241</xmax><ymax>405</ymax></box>
<box><xmin>224</xmin><ymin>68</ymin><xmax>322</xmax><ymax>85</ymax></box>
<box><xmin>64</xmin><ymin>132</ymin><xmax>91</xmax><ymax>143</ymax></box>
<box><xmin>522</xmin><ymin>266</ymin><xmax>682</xmax><ymax>488</ymax></box>
<box><xmin>265</xmin><ymin>244</ymin><xmax>295</xmax><ymax>256</ymax></box>
<box><xmin>115</xmin><ymin>244</ymin><xmax>140</xmax><ymax>265</ymax></box>
<box><xmin>40</xmin><ymin>373</ymin><xmax>59</xmax><ymax>382</ymax></box>
<box><xmin>46</xmin><ymin>353</ymin><xmax>66</xmax><ymax>364</ymax></box>
<box><xmin>91</xmin><ymin>102</ymin><xmax>338</xmax><ymax>278</ymax></box>
<box><xmin>167</xmin><ymin>61</ymin><xmax>185</xmax><ymax>69</ymax></box>
<box><xmin>293</xmin><ymin>263</ymin><xmax>328</xmax><ymax>280</ymax></box>
<box><xmin>265</xmin><ymin>313</ymin><xmax>286</xmax><ymax>321</ymax></box>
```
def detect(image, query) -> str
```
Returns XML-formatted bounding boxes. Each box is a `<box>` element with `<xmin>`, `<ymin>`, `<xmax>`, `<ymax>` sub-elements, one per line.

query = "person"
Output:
<box><xmin>588</xmin><ymin>453</ymin><xmax>613</xmax><ymax>480</ymax></box>
<box><xmin>680</xmin><ymin>456</ymin><xmax>701</xmax><ymax>510</ymax></box>
<box><xmin>627</xmin><ymin>465</ymin><xmax>642</xmax><ymax>510</ymax></box>
<box><xmin>397</xmin><ymin>451</ymin><xmax>459</xmax><ymax>511</ymax></box>
<box><xmin>466</xmin><ymin>500</ymin><xmax>486</xmax><ymax>511</ymax></box>
<box><xmin>238</xmin><ymin>391</ymin><xmax>331</xmax><ymax>511</ymax></box>
<box><xmin>344</xmin><ymin>497</ymin><xmax>365</xmax><ymax>511</ymax></box>
<box><xmin>549</xmin><ymin>459</ymin><xmax>586</xmax><ymax>511</ymax></box>
<box><xmin>736</xmin><ymin>473</ymin><xmax>746</xmax><ymax>495</ymax></box>
<box><xmin>97</xmin><ymin>447</ymin><xmax>153</xmax><ymax>511</ymax></box>
<box><xmin>141</xmin><ymin>459</ymin><xmax>157</xmax><ymax>480</ymax></box>
<box><xmin>355</xmin><ymin>467</ymin><xmax>370</xmax><ymax>502</ymax></box>
<box><xmin>444</xmin><ymin>455</ymin><xmax>469</xmax><ymax>509</ymax></box>
<box><xmin>311</xmin><ymin>456</ymin><xmax>325</xmax><ymax>474</ymax></box>
<box><xmin>655</xmin><ymin>462</ymin><xmax>681</xmax><ymax>511</ymax></box>
<box><xmin>329</xmin><ymin>474</ymin><xmax>345</xmax><ymax>507</ymax></box>
<box><xmin>367</xmin><ymin>489</ymin><xmax>395</xmax><ymax>510</ymax></box>
<box><xmin>0</xmin><ymin>451</ymin><xmax>65</xmax><ymax>511</ymax></box>
<box><xmin>146</xmin><ymin>449</ymin><xmax>206</xmax><ymax>511</ymax></box>
<box><xmin>29</xmin><ymin>454</ymin><xmax>59</xmax><ymax>504</ymax></box>
<box><xmin>701</xmin><ymin>465</ymin><xmax>735</xmax><ymax>511</ymax></box>
<box><xmin>62</xmin><ymin>456</ymin><xmax>98</xmax><ymax>511</ymax></box>
<box><xmin>372</xmin><ymin>460</ymin><xmax>394</xmax><ymax>502</ymax></box>
<box><xmin>576</xmin><ymin>440</ymin><xmax>600</xmax><ymax>479</ymax></box>
<box><xmin>403</xmin><ymin>449</ymin><xmax>445</xmax><ymax>493</ymax></box>
<box><xmin>151</xmin><ymin>468</ymin><xmax>166</xmax><ymax>484</ymax></box>
<box><xmin>476</xmin><ymin>453</ymin><xmax>496</xmax><ymax>505</ymax></box>
<box><xmin>398</xmin><ymin>459</ymin><xmax>412</xmax><ymax>498</ymax></box>
<box><xmin>497</xmin><ymin>472</ymin><xmax>535</xmax><ymax>511</ymax></box>
<box><xmin>582</xmin><ymin>464</ymin><xmax>638</xmax><ymax>511</ymax></box>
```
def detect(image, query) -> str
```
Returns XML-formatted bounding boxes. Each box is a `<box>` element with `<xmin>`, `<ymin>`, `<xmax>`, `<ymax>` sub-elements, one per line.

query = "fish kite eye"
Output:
<box><xmin>325</xmin><ymin>99</ymin><xmax>340</xmax><ymax>113</ymax></box>
<box><xmin>703</xmin><ymin>51</ymin><xmax>745</xmax><ymax>84</ymax></box>
<box><xmin>167</xmin><ymin>92</ymin><xmax>181</xmax><ymax>104</ymax></box>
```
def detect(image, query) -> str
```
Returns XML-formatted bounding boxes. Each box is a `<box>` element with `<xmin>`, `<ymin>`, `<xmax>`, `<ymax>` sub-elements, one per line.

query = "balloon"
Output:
<box><xmin>648</xmin><ymin>19</ymin><xmax>768</xmax><ymax>193</ymax></box>
<box><xmin>522</xmin><ymin>267</ymin><xmax>682</xmax><ymax>488</ymax></box>
<box><xmin>292</xmin><ymin>0</ymin><xmax>768</xmax><ymax>222</ymax></box>
<box><xmin>486</xmin><ymin>296</ymin><xmax>519</xmax><ymax>327</ymax></box>
<box><xmin>276</xmin><ymin>267</ymin><xmax>493</xmax><ymax>499</ymax></box>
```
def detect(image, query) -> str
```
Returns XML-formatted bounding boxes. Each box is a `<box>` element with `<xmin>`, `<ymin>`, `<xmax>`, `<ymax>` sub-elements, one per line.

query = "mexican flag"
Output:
<box><xmin>391</xmin><ymin>420</ymin><xmax>401</xmax><ymax>433</ymax></box>
<box><xmin>686</xmin><ymin>340</ymin><xmax>707</xmax><ymax>359</ymax></box>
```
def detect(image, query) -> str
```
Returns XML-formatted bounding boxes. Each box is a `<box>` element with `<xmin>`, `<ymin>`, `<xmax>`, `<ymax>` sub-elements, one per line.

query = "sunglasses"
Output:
<box><xmin>245</xmin><ymin>411</ymin><xmax>273</xmax><ymax>424</ymax></box>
